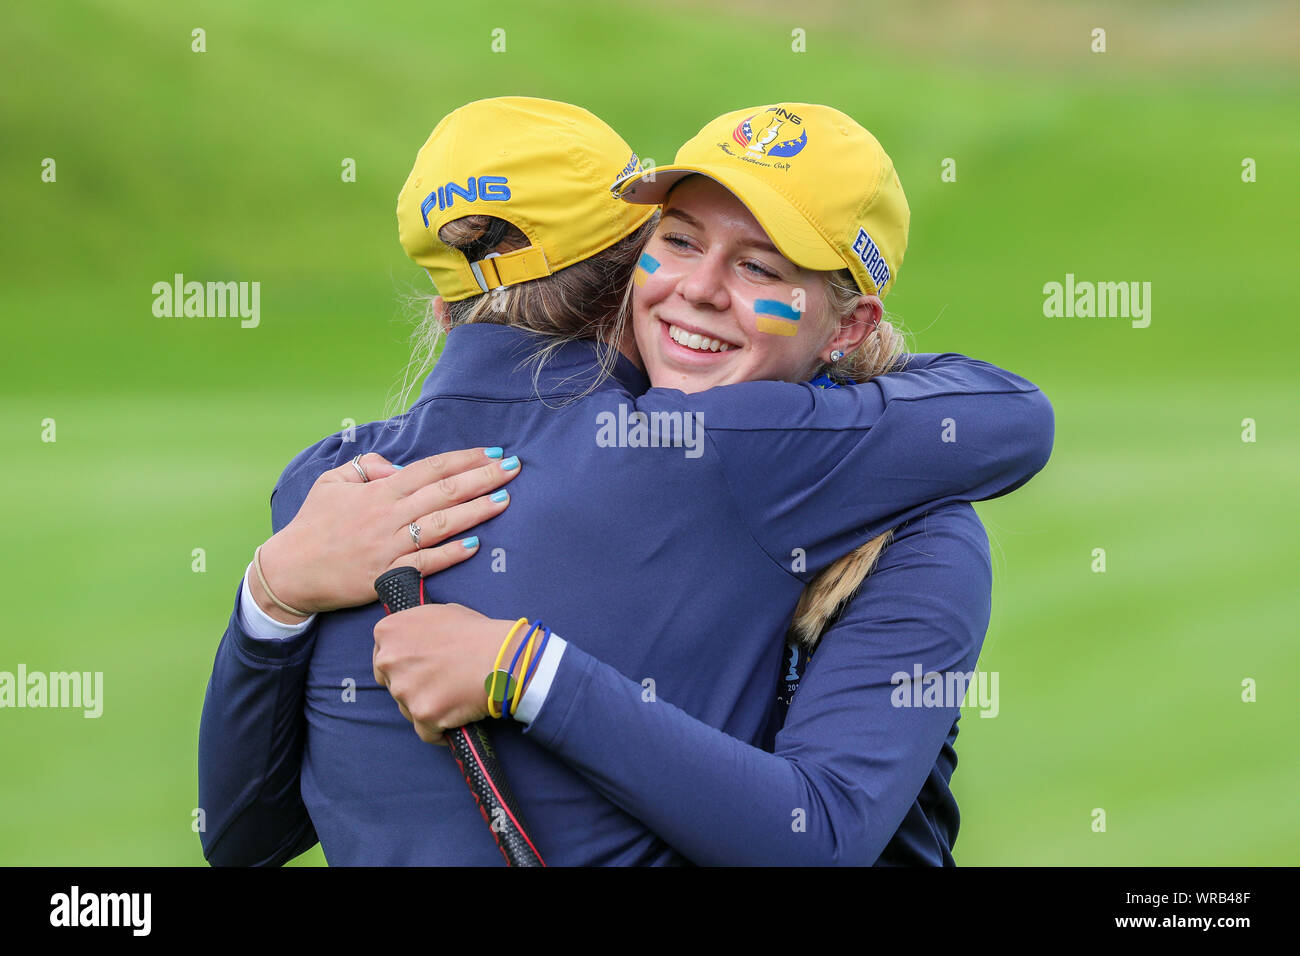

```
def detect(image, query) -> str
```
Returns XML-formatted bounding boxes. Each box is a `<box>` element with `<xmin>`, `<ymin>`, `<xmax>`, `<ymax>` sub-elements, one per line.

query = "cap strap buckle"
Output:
<box><xmin>470</xmin><ymin>245</ymin><xmax>551</xmax><ymax>293</ymax></box>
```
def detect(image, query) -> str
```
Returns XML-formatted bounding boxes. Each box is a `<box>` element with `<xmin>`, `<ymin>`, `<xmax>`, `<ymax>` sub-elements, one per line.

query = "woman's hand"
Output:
<box><xmin>252</xmin><ymin>449</ymin><xmax>520</xmax><ymax>621</ymax></box>
<box><xmin>372</xmin><ymin>603</ymin><xmax>523</xmax><ymax>745</ymax></box>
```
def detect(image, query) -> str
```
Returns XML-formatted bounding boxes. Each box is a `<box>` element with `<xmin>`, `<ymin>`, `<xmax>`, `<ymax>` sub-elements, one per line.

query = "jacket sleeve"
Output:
<box><xmin>521</xmin><ymin>502</ymin><xmax>992</xmax><ymax>865</ymax></box>
<box><xmin>636</xmin><ymin>353</ymin><xmax>1053</xmax><ymax>580</ymax></box>
<box><xmin>197</xmin><ymin>432</ymin><xmax>352</xmax><ymax>866</ymax></box>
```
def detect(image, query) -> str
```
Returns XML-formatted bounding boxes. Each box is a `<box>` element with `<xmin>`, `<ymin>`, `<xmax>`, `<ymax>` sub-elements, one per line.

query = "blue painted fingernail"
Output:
<box><xmin>491</xmin><ymin>490</ymin><xmax>509</xmax><ymax>503</ymax></box>
<box><xmin>500</xmin><ymin>456</ymin><xmax>519</xmax><ymax>471</ymax></box>
<box><xmin>462</xmin><ymin>536</ymin><xmax>479</xmax><ymax>549</ymax></box>
<box><xmin>485</xmin><ymin>447</ymin><xmax>504</xmax><ymax>459</ymax></box>
<box><xmin>393</xmin><ymin>463</ymin><xmax>405</xmax><ymax>469</ymax></box>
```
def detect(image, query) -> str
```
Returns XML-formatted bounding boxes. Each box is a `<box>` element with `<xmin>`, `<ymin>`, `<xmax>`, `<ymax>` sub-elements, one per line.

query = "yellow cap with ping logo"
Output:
<box><xmin>398</xmin><ymin>97</ymin><xmax>656</xmax><ymax>301</ymax></box>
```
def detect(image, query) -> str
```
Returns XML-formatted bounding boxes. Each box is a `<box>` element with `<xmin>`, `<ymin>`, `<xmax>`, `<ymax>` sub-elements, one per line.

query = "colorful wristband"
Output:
<box><xmin>520</xmin><ymin>625</ymin><xmax>552</xmax><ymax>702</ymax></box>
<box><xmin>488</xmin><ymin>618</ymin><xmax>530</xmax><ymax>719</ymax></box>
<box><xmin>509</xmin><ymin>621</ymin><xmax>545</xmax><ymax>719</ymax></box>
<box><xmin>502</xmin><ymin>620</ymin><xmax>541</xmax><ymax>719</ymax></box>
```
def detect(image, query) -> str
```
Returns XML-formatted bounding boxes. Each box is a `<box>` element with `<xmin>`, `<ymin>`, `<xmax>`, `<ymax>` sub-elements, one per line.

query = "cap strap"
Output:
<box><xmin>470</xmin><ymin>245</ymin><xmax>551</xmax><ymax>292</ymax></box>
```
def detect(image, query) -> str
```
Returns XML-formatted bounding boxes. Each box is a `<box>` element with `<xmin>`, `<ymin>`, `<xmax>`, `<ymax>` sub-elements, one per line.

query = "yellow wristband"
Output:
<box><xmin>488</xmin><ymin>618</ymin><xmax>530</xmax><ymax>719</ymax></box>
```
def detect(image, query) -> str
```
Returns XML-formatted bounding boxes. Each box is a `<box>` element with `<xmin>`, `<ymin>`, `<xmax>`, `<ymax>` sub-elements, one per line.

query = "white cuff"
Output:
<box><xmin>513</xmin><ymin>635</ymin><xmax>567</xmax><ymax>724</ymax></box>
<box><xmin>239</xmin><ymin>563</ymin><xmax>317</xmax><ymax>640</ymax></box>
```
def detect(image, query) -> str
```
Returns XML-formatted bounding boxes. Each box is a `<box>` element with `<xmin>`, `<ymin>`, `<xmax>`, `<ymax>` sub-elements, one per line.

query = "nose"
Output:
<box><xmin>677</xmin><ymin>250</ymin><xmax>731</xmax><ymax>311</ymax></box>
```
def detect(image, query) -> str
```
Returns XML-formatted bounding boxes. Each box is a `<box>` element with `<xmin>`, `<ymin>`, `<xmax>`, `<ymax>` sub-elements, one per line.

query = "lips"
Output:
<box><xmin>657</xmin><ymin>315</ymin><xmax>741</xmax><ymax>359</ymax></box>
<box><xmin>667</xmin><ymin>323</ymin><xmax>735</xmax><ymax>353</ymax></box>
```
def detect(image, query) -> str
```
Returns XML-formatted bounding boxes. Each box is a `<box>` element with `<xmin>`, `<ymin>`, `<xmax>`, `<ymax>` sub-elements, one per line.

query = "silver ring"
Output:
<box><xmin>409</xmin><ymin>522</ymin><xmax>421</xmax><ymax>548</ymax></box>
<box><xmin>351</xmin><ymin>454</ymin><xmax>369</xmax><ymax>482</ymax></box>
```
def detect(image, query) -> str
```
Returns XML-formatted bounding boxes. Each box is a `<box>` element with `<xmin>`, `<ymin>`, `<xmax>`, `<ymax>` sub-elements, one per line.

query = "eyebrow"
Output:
<box><xmin>662</xmin><ymin>206</ymin><xmax>784</xmax><ymax>258</ymax></box>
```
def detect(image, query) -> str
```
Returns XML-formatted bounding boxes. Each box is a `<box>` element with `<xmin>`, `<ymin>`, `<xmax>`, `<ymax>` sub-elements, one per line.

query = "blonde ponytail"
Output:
<box><xmin>788</xmin><ymin>270</ymin><xmax>907</xmax><ymax>650</ymax></box>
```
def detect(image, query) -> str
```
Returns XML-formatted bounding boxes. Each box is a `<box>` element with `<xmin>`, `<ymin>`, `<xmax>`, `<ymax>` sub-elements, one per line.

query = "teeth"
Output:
<box><xmin>669</xmin><ymin>324</ymin><xmax>734</xmax><ymax>353</ymax></box>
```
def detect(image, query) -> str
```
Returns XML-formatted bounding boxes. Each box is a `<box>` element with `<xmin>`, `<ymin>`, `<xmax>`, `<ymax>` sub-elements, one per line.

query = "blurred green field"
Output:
<box><xmin>2</xmin><ymin>0</ymin><xmax>1297</xmax><ymax>866</ymax></box>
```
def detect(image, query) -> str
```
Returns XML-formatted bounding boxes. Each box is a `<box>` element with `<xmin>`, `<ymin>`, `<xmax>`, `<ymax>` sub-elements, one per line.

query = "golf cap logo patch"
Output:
<box><xmin>852</xmin><ymin>226</ymin><xmax>891</xmax><ymax>291</ymax></box>
<box><xmin>733</xmin><ymin>107</ymin><xmax>808</xmax><ymax>158</ymax></box>
<box><xmin>419</xmin><ymin>175</ymin><xmax>511</xmax><ymax>227</ymax></box>
<box><xmin>610</xmin><ymin>152</ymin><xmax>642</xmax><ymax>194</ymax></box>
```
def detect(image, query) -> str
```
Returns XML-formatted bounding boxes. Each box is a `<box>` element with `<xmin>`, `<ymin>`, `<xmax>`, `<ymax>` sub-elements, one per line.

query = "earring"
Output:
<box><xmin>829</xmin><ymin>350</ymin><xmax>845</xmax><ymax>363</ymax></box>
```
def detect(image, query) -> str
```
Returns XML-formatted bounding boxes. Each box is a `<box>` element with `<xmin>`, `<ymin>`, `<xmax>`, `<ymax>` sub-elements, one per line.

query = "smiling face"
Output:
<box><xmin>630</xmin><ymin>175</ymin><xmax>878</xmax><ymax>393</ymax></box>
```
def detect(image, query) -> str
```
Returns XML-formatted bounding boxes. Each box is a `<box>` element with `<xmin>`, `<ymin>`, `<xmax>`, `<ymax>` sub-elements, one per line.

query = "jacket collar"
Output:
<box><xmin>414</xmin><ymin>323</ymin><xmax>649</xmax><ymax>405</ymax></box>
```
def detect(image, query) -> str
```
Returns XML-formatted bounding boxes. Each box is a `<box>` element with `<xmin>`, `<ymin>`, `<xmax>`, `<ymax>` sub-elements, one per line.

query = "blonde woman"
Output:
<box><xmin>200</xmin><ymin>99</ymin><xmax>1052</xmax><ymax>865</ymax></box>
<box><xmin>374</xmin><ymin>104</ymin><xmax>1045</xmax><ymax>865</ymax></box>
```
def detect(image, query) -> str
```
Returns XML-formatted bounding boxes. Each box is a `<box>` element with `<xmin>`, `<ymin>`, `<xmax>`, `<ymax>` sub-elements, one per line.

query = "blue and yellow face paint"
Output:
<box><xmin>753</xmin><ymin>298</ymin><xmax>801</xmax><ymax>336</ymax></box>
<box><xmin>633</xmin><ymin>252</ymin><xmax>660</xmax><ymax>287</ymax></box>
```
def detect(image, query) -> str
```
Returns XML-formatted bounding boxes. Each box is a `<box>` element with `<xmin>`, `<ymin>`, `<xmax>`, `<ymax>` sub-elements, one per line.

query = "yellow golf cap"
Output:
<box><xmin>615</xmin><ymin>103</ymin><xmax>909</xmax><ymax>297</ymax></box>
<box><xmin>398</xmin><ymin>97</ymin><xmax>656</xmax><ymax>301</ymax></box>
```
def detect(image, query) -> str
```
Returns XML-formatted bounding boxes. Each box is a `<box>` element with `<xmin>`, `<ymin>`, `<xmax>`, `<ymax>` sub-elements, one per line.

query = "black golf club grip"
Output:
<box><xmin>374</xmin><ymin>566</ymin><xmax>545</xmax><ymax>867</ymax></box>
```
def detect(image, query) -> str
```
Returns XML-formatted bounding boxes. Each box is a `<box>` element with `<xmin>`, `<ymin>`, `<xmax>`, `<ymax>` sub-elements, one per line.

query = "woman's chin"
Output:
<box><xmin>656</xmin><ymin>376</ymin><xmax>715</xmax><ymax>394</ymax></box>
<box><xmin>646</xmin><ymin>352</ymin><xmax>733</xmax><ymax>392</ymax></box>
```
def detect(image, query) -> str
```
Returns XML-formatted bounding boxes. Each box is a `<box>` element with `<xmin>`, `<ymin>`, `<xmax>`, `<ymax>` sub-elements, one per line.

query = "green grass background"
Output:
<box><xmin>2</xmin><ymin>0</ymin><xmax>1296</xmax><ymax>865</ymax></box>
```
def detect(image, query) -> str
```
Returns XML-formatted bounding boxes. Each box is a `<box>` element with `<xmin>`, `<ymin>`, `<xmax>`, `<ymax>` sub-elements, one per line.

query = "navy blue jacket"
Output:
<box><xmin>525</xmin><ymin>500</ymin><xmax>991</xmax><ymax>865</ymax></box>
<box><xmin>198</xmin><ymin>323</ymin><xmax>1053</xmax><ymax>865</ymax></box>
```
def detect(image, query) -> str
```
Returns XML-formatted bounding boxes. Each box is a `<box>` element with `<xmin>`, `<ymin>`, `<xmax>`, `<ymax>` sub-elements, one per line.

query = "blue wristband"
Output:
<box><xmin>503</xmin><ymin>620</ymin><xmax>542</xmax><ymax>719</ymax></box>
<box><xmin>519</xmin><ymin>626</ymin><xmax>552</xmax><ymax>707</ymax></box>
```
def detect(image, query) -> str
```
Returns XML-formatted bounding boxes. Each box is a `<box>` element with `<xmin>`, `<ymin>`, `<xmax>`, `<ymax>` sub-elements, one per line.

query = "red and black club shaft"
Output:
<box><xmin>374</xmin><ymin>565</ymin><xmax>545</xmax><ymax>867</ymax></box>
